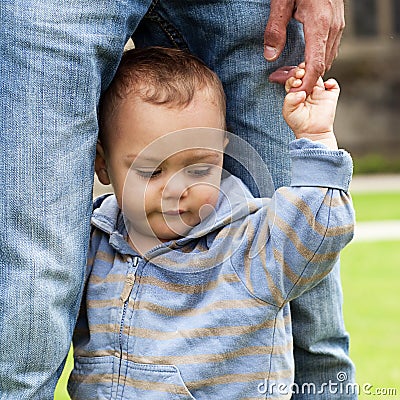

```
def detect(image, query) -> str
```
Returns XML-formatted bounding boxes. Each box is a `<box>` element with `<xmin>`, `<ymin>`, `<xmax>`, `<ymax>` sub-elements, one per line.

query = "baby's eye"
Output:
<box><xmin>186</xmin><ymin>165</ymin><xmax>212</xmax><ymax>177</ymax></box>
<box><xmin>135</xmin><ymin>168</ymin><xmax>162</xmax><ymax>179</ymax></box>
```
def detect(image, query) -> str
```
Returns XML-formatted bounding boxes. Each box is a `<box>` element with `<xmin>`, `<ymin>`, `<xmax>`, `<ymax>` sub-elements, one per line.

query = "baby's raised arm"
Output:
<box><xmin>283</xmin><ymin>64</ymin><xmax>339</xmax><ymax>150</ymax></box>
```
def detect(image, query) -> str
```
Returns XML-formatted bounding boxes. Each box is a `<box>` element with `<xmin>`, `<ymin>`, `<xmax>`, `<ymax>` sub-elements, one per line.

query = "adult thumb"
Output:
<box><xmin>264</xmin><ymin>0</ymin><xmax>294</xmax><ymax>61</ymax></box>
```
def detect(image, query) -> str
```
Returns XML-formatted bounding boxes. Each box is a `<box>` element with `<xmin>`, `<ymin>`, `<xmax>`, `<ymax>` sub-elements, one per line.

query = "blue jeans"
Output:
<box><xmin>0</xmin><ymin>0</ymin><xmax>355</xmax><ymax>398</ymax></box>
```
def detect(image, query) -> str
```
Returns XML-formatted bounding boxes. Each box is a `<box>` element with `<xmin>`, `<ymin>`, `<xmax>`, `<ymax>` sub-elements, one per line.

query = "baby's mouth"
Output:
<box><xmin>162</xmin><ymin>209</ymin><xmax>185</xmax><ymax>216</ymax></box>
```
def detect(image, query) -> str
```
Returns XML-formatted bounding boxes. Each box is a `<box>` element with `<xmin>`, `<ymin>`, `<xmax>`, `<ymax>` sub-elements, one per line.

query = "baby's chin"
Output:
<box><xmin>159</xmin><ymin>205</ymin><xmax>217</xmax><ymax>238</ymax></box>
<box><xmin>153</xmin><ymin>224</ymin><xmax>194</xmax><ymax>242</ymax></box>
<box><xmin>127</xmin><ymin>205</ymin><xmax>217</xmax><ymax>245</ymax></box>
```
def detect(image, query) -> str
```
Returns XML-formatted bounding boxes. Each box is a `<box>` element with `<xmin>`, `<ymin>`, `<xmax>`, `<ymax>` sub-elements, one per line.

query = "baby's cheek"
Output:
<box><xmin>204</xmin><ymin>185</ymin><xmax>220</xmax><ymax>204</ymax></box>
<box><xmin>200</xmin><ymin>189</ymin><xmax>220</xmax><ymax>211</ymax></box>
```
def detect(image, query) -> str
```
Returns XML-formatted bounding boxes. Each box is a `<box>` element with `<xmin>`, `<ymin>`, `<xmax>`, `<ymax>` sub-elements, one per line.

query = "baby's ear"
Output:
<box><xmin>223</xmin><ymin>133</ymin><xmax>229</xmax><ymax>149</ymax></box>
<box><xmin>95</xmin><ymin>141</ymin><xmax>111</xmax><ymax>185</ymax></box>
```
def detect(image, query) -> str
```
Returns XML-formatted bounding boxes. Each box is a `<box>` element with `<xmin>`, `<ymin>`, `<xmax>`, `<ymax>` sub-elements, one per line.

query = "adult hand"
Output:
<box><xmin>265</xmin><ymin>0</ymin><xmax>345</xmax><ymax>94</ymax></box>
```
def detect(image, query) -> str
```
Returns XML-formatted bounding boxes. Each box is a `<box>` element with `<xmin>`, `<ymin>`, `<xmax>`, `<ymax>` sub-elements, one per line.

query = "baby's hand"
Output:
<box><xmin>283</xmin><ymin>64</ymin><xmax>339</xmax><ymax>150</ymax></box>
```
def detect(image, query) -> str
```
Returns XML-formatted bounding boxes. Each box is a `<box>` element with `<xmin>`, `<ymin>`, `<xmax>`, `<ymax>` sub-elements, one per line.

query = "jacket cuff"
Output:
<box><xmin>289</xmin><ymin>138</ymin><xmax>353</xmax><ymax>191</ymax></box>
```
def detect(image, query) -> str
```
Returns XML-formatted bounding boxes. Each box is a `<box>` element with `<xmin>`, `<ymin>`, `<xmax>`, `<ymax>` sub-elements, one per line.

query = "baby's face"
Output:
<box><xmin>100</xmin><ymin>89</ymin><xmax>226</xmax><ymax>249</ymax></box>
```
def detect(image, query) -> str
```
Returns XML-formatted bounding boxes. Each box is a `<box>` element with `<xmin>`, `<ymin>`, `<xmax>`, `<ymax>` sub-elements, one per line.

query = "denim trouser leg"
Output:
<box><xmin>134</xmin><ymin>1</ymin><xmax>356</xmax><ymax>398</ymax></box>
<box><xmin>291</xmin><ymin>260</ymin><xmax>356</xmax><ymax>399</ymax></box>
<box><xmin>0</xmin><ymin>1</ymin><xmax>151</xmax><ymax>398</ymax></box>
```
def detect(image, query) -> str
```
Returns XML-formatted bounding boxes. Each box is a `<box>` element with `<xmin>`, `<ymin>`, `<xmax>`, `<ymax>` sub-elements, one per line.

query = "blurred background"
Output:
<box><xmin>324</xmin><ymin>1</ymin><xmax>400</xmax><ymax>397</ymax></box>
<box><xmin>331</xmin><ymin>0</ymin><xmax>400</xmax><ymax>173</ymax></box>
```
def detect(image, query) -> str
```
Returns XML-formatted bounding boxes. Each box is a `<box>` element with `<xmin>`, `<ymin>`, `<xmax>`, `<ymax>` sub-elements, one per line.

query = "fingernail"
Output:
<box><xmin>264</xmin><ymin>45</ymin><xmax>277</xmax><ymax>60</ymax></box>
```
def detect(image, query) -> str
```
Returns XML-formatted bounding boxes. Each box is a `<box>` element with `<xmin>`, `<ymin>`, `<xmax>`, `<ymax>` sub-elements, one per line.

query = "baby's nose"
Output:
<box><xmin>162</xmin><ymin>172</ymin><xmax>189</xmax><ymax>199</ymax></box>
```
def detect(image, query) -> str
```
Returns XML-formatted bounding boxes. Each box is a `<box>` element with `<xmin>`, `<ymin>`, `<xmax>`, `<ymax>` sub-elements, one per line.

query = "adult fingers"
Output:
<box><xmin>292</xmin><ymin>0</ymin><xmax>345</xmax><ymax>93</ymax></box>
<box><xmin>268</xmin><ymin>66</ymin><xmax>297</xmax><ymax>84</ymax></box>
<box><xmin>325</xmin><ymin>23</ymin><xmax>344</xmax><ymax>71</ymax></box>
<box><xmin>325</xmin><ymin>1</ymin><xmax>345</xmax><ymax>70</ymax></box>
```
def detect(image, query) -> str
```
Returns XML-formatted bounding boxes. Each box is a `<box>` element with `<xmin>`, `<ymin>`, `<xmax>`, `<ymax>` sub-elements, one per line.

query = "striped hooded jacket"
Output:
<box><xmin>68</xmin><ymin>139</ymin><xmax>355</xmax><ymax>400</ymax></box>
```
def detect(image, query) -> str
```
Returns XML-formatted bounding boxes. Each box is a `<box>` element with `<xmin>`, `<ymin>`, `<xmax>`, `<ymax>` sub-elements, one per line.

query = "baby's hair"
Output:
<box><xmin>99</xmin><ymin>46</ymin><xmax>226</xmax><ymax>141</ymax></box>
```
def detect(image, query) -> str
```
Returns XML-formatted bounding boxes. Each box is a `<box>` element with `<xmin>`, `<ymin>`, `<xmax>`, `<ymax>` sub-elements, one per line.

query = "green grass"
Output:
<box><xmin>341</xmin><ymin>240</ymin><xmax>400</xmax><ymax>399</ymax></box>
<box><xmin>352</xmin><ymin>191</ymin><xmax>400</xmax><ymax>222</ymax></box>
<box><xmin>54</xmin><ymin>348</ymin><xmax>73</xmax><ymax>400</ymax></box>
<box><xmin>353</xmin><ymin>154</ymin><xmax>400</xmax><ymax>175</ymax></box>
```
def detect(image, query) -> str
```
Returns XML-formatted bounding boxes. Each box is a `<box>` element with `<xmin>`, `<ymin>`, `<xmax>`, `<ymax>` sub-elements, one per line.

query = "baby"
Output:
<box><xmin>68</xmin><ymin>47</ymin><xmax>354</xmax><ymax>400</ymax></box>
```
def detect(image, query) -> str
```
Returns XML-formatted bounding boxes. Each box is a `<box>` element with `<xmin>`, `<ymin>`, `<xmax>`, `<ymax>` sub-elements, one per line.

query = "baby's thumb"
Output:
<box><xmin>284</xmin><ymin>91</ymin><xmax>306</xmax><ymax>113</ymax></box>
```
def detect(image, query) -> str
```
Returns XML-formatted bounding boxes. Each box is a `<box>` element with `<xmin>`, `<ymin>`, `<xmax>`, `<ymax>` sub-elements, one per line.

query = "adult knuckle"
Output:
<box><xmin>332</xmin><ymin>14</ymin><xmax>346</xmax><ymax>32</ymax></box>
<box><xmin>331</xmin><ymin>0</ymin><xmax>346</xmax><ymax>28</ymax></box>
<box><xmin>311</xmin><ymin>59</ymin><xmax>326</xmax><ymax>75</ymax></box>
<box><xmin>315</xmin><ymin>60</ymin><xmax>326</xmax><ymax>74</ymax></box>
<box><xmin>265</xmin><ymin>23</ymin><xmax>284</xmax><ymax>42</ymax></box>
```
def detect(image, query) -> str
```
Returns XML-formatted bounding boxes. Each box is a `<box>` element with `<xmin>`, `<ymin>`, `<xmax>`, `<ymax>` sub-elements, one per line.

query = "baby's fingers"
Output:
<box><xmin>285</xmin><ymin>67</ymin><xmax>306</xmax><ymax>93</ymax></box>
<box><xmin>324</xmin><ymin>78</ymin><xmax>340</xmax><ymax>93</ymax></box>
<box><xmin>285</xmin><ymin>76</ymin><xmax>303</xmax><ymax>93</ymax></box>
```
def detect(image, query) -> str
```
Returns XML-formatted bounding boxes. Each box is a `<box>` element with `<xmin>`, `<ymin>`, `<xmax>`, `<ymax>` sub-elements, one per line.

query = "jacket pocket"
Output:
<box><xmin>121</xmin><ymin>359</ymin><xmax>196</xmax><ymax>399</ymax></box>
<box><xmin>68</xmin><ymin>356</ymin><xmax>117</xmax><ymax>400</ymax></box>
<box><xmin>68</xmin><ymin>356</ymin><xmax>196</xmax><ymax>400</ymax></box>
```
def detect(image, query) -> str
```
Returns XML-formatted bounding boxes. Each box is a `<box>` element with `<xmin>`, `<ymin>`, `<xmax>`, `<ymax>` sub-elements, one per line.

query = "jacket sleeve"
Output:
<box><xmin>230</xmin><ymin>138</ymin><xmax>355</xmax><ymax>308</ymax></box>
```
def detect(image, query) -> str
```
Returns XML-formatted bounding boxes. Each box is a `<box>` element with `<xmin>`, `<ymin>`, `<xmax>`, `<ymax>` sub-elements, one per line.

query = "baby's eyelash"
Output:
<box><xmin>133</xmin><ymin>165</ymin><xmax>215</xmax><ymax>180</ymax></box>
<box><xmin>135</xmin><ymin>169</ymin><xmax>162</xmax><ymax>179</ymax></box>
<box><xmin>186</xmin><ymin>166</ymin><xmax>212</xmax><ymax>177</ymax></box>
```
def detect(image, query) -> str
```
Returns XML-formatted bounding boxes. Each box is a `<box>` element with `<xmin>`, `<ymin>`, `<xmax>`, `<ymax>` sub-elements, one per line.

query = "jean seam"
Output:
<box><xmin>143</xmin><ymin>0</ymin><xmax>189</xmax><ymax>51</ymax></box>
<box><xmin>146</xmin><ymin>0</ymin><xmax>159</xmax><ymax>15</ymax></box>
